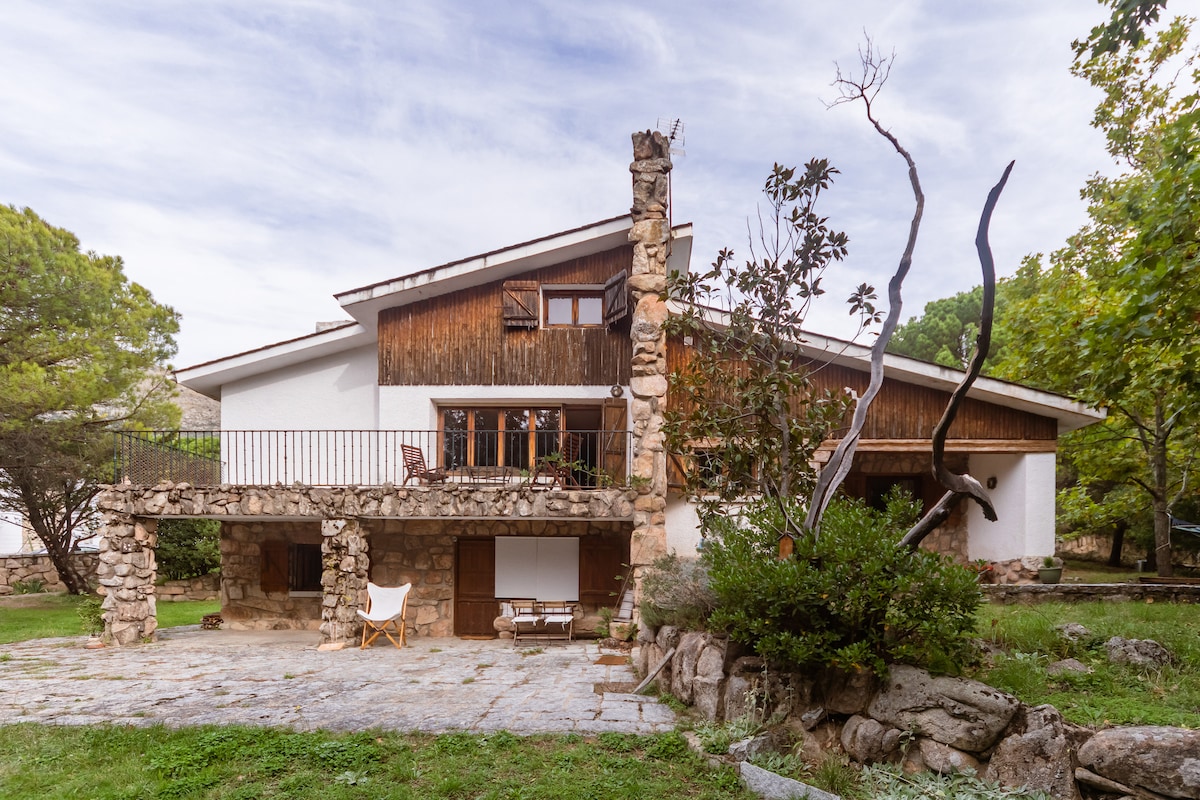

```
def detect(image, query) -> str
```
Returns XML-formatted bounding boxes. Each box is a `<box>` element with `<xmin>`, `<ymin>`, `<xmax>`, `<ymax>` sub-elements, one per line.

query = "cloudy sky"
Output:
<box><xmin>1</xmin><ymin>1</ymin><xmax>1117</xmax><ymax>368</ymax></box>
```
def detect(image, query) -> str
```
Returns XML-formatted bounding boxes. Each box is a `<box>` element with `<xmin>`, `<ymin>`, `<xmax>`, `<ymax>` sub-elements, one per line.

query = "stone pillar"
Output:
<box><xmin>96</xmin><ymin>511</ymin><xmax>158</xmax><ymax>644</ymax></box>
<box><xmin>320</xmin><ymin>518</ymin><xmax>369</xmax><ymax>643</ymax></box>
<box><xmin>628</xmin><ymin>130</ymin><xmax>673</xmax><ymax>618</ymax></box>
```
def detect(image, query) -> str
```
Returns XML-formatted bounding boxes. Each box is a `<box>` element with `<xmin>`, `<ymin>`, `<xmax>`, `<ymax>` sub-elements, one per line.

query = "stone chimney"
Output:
<box><xmin>627</xmin><ymin>131</ymin><xmax>672</xmax><ymax>617</ymax></box>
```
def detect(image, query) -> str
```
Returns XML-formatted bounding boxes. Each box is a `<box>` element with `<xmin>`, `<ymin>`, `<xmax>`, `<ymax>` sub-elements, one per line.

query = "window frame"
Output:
<box><xmin>543</xmin><ymin>288</ymin><xmax>606</xmax><ymax>328</ymax></box>
<box><xmin>439</xmin><ymin>405</ymin><xmax>564</xmax><ymax>472</ymax></box>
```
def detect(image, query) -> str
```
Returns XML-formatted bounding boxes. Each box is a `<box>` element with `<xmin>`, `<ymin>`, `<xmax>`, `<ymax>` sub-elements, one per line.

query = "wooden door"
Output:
<box><xmin>601</xmin><ymin>398</ymin><xmax>628</xmax><ymax>484</ymax></box>
<box><xmin>454</xmin><ymin>538</ymin><xmax>497</xmax><ymax>637</ymax></box>
<box><xmin>579</xmin><ymin>532</ymin><xmax>628</xmax><ymax>609</ymax></box>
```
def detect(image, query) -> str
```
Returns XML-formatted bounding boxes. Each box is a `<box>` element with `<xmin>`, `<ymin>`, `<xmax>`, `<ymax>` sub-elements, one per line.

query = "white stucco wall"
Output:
<box><xmin>0</xmin><ymin>512</ymin><xmax>28</xmax><ymax>555</ymax></box>
<box><xmin>220</xmin><ymin>344</ymin><xmax>380</xmax><ymax>431</ymax></box>
<box><xmin>968</xmin><ymin>451</ymin><xmax>1057</xmax><ymax>561</ymax></box>
<box><xmin>666</xmin><ymin>495</ymin><xmax>703</xmax><ymax>557</ymax></box>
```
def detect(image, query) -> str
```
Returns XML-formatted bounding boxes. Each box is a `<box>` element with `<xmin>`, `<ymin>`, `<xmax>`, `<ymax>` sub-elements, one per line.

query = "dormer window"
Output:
<box><xmin>545</xmin><ymin>290</ymin><xmax>604</xmax><ymax>327</ymax></box>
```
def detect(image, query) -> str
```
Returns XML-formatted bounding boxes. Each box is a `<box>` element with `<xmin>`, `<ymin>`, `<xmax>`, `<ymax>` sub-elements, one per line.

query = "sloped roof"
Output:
<box><xmin>177</xmin><ymin>216</ymin><xmax>693</xmax><ymax>398</ymax></box>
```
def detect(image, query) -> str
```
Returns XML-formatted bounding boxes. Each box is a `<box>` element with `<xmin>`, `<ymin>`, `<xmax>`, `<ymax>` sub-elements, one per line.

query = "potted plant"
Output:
<box><xmin>77</xmin><ymin>596</ymin><xmax>106</xmax><ymax>648</ymax></box>
<box><xmin>1038</xmin><ymin>556</ymin><xmax>1063</xmax><ymax>584</ymax></box>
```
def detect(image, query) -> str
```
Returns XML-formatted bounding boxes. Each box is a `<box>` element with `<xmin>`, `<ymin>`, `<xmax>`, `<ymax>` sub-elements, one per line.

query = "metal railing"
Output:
<box><xmin>112</xmin><ymin>430</ymin><xmax>633</xmax><ymax>488</ymax></box>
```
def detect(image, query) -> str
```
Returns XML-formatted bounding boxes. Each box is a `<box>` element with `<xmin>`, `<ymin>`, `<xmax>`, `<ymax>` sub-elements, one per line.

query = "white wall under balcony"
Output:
<box><xmin>968</xmin><ymin>451</ymin><xmax>1057</xmax><ymax>562</ymax></box>
<box><xmin>220</xmin><ymin>344</ymin><xmax>379</xmax><ymax>431</ymax></box>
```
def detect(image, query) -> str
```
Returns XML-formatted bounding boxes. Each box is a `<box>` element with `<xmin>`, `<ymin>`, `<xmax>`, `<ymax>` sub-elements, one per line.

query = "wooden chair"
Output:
<box><xmin>540</xmin><ymin>601</ymin><xmax>575</xmax><ymax>642</ymax></box>
<box><xmin>401</xmin><ymin>444</ymin><xmax>447</xmax><ymax>485</ymax></box>
<box><xmin>534</xmin><ymin>433</ymin><xmax>582</xmax><ymax>488</ymax></box>
<box><xmin>357</xmin><ymin>582</ymin><xmax>411</xmax><ymax>649</ymax></box>
<box><xmin>510</xmin><ymin>599</ymin><xmax>541</xmax><ymax>647</ymax></box>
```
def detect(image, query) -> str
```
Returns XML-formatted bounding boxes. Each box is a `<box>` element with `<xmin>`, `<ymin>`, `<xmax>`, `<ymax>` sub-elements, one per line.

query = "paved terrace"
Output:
<box><xmin>0</xmin><ymin>629</ymin><xmax>675</xmax><ymax>735</ymax></box>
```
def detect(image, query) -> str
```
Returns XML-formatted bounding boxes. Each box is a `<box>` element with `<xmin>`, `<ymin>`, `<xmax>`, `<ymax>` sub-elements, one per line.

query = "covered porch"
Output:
<box><xmin>96</xmin><ymin>453</ymin><xmax>639</xmax><ymax>645</ymax></box>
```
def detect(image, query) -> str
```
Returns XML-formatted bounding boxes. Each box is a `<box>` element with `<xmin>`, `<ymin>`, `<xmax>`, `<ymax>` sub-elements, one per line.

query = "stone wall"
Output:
<box><xmin>220</xmin><ymin>520</ymin><xmax>323</xmax><ymax>631</ymax></box>
<box><xmin>97</xmin><ymin>482</ymin><xmax>636</xmax><ymax>522</ymax></box>
<box><xmin>157</xmin><ymin>573</ymin><xmax>220</xmax><ymax>602</ymax></box>
<box><xmin>368</xmin><ymin>520</ymin><xmax>456</xmax><ymax>638</ymax></box>
<box><xmin>983</xmin><ymin>582</ymin><xmax>1200</xmax><ymax>604</ymax></box>
<box><xmin>217</xmin><ymin>516</ymin><xmax>629</xmax><ymax>638</ymax></box>
<box><xmin>640</xmin><ymin>627</ymin><xmax>1200</xmax><ymax>799</ymax></box>
<box><xmin>850</xmin><ymin>451</ymin><xmax>970</xmax><ymax>563</ymax></box>
<box><xmin>0</xmin><ymin>552</ymin><xmax>99</xmax><ymax>595</ymax></box>
<box><xmin>96</xmin><ymin>515</ymin><xmax>158</xmax><ymax>645</ymax></box>
<box><xmin>0</xmin><ymin>552</ymin><xmax>216</xmax><ymax>600</ymax></box>
<box><xmin>1057</xmin><ymin>532</ymin><xmax>1141</xmax><ymax>563</ymax></box>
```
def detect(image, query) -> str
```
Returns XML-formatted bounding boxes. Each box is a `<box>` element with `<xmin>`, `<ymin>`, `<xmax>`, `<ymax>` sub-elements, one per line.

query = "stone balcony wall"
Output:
<box><xmin>98</xmin><ymin>482</ymin><xmax>637</xmax><ymax>521</ymax></box>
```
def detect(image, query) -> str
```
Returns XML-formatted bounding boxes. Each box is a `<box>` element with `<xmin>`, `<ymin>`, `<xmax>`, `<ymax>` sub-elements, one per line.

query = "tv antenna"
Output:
<box><xmin>656</xmin><ymin>118</ymin><xmax>686</xmax><ymax>157</ymax></box>
<box><xmin>654</xmin><ymin>118</ymin><xmax>685</xmax><ymax>257</ymax></box>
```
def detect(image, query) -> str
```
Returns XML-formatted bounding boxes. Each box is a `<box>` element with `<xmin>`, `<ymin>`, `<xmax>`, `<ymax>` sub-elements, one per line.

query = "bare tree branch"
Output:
<box><xmin>806</xmin><ymin>40</ymin><xmax>923</xmax><ymax>534</ymax></box>
<box><xmin>900</xmin><ymin>162</ymin><xmax>1014</xmax><ymax>548</ymax></box>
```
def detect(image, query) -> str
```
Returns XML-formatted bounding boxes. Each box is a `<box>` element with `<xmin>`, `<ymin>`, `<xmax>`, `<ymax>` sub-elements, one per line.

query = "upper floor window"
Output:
<box><xmin>501</xmin><ymin>270</ymin><xmax>628</xmax><ymax>330</ymax></box>
<box><xmin>545</xmin><ymin>290</ymin><xmax>604</xmax><ymax>327</ymax></box>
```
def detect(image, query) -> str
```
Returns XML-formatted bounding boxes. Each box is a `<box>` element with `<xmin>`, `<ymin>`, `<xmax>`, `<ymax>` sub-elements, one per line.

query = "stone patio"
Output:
<box><xmin>0</xmin><ymin>628</ymin><xmax>675</xmax><ymax>735</ymax></box>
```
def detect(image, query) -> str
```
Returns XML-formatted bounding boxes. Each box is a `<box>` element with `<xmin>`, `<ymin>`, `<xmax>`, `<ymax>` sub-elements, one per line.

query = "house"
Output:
<box><xmin>96</xmin><ymin>131</ymin><xmax>1103</xmax><ymax>645</ymax></box>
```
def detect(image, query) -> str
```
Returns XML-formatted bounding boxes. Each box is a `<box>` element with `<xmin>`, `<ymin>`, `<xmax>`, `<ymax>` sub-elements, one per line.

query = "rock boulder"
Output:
<box><xmin>867</xmin><ymin>665</ymin><xmax>1019</xmax><ymax>754</ymax></box>
<box><xmin>1078</xmin><ymin>726</ymin><xmax>1200</xmax><ymax>799</ymax></box>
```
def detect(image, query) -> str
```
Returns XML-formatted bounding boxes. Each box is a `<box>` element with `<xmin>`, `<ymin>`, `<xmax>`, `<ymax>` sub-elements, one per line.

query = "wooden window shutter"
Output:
<box><xmin>260</xmin><ymin>540</ymin><xmax>289</xmax><ymax>594</ymax></box>
<box><xmin>502</xmin><ymin>280</ymin><xmax>539</xmax><ymax>328</ymax></box>
<box><xmin>603</xmin><ymin>270</ymin><xmax>628</xmax><ymax>326</ymax></box>
<box><xmin>601</xmin><ymin>398</ymin><xmax>628</xmax><ymax>484</ymax></box>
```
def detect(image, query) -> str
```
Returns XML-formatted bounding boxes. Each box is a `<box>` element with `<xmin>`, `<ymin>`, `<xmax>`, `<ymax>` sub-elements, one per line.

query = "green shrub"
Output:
<box><xmin>639</xmin><ymin>552</ymin><xmax>717</xmax><ymax>629</ymax></box>
<box><xmin>76</xmin><ymin>596</ymin><xmax>104</xmax><ymax>635</ymax></box>
<box><xmin>155</xmin><ymin>518</ymin><xmax>220</xmax><ymax>581</ymax></box>
<box><xmin>11</xmin><ymin>579</ymin><xmax>46</xmax><ymax>594</ymax></box>
<box><xmin>704</xmin><ymin>495</ymin><xmax>982</xmax><ymax>676</ymax></box>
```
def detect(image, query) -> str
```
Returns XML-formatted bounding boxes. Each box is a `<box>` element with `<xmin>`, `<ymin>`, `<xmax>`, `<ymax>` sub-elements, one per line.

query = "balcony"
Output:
<box><xmin>111</xmin><ymin>430</ymin><xmax>633</xmax><ymax>490</ymax></box>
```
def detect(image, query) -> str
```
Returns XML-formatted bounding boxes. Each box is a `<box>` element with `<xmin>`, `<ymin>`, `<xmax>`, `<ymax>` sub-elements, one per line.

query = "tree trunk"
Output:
<box><xmin>1107</xmin><ymin>520</ymin><xmax>1126</xmax><ymax>567</ymax></box>
<box><xmin>44</xmin><ymin>541</ymin><xmax>90</xmax><ymax>595</ymax></box>
<box><xmin>18</xmin><ymin>483</ymin><xmax>93</xmax><ymax>595</ymax></box>
<box><xmin>1151</xmin><ymin>429</ymin><xmax>1173</xmax><ymax>578</ymax></box>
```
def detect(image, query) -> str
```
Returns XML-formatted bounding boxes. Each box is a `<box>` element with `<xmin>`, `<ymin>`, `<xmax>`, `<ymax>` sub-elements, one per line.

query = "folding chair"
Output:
<box><xmin>541</xmin><ymin>601</ymin><xmax>575</xmax><ymax>642</ymax></box>
<box><xmin>510</xmin><ymin>599</ymin><xmax>541</xmax><ymax>647</ymax></box>
<box><xmin>357</xmin><ymin>582</ymin><xmax>412</xmax><ymax>649</ymax></box>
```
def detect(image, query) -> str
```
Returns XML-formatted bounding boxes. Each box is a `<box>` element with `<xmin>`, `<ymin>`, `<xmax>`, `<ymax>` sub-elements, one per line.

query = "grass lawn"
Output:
<box><xmin>0</xmin><ymin>594</ymin><xmax>220</xmax><ymax>644</ymax></box>
<box><xmin>0</xmin><ymin>725</ymin><xmax>751</xmax><ymax>800</ymax></box>
<box><xmin>974</xmin><ymin>600</ymin><xmax>1200</xmax><ymax>728</ymax></box>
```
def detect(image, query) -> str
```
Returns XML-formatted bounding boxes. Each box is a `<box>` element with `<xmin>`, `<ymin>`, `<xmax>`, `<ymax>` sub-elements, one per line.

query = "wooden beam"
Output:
<box><xmin>814</xmin><ymin>438</ymin><xmax>1056</xmax><ymax>457</ymax></box>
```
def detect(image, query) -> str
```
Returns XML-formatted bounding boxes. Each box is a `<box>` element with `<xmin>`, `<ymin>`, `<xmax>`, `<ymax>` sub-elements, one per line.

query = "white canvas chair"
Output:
<box><xmin>357</xmin><ymin>582</ymin><xmax>411</xmax><ymax>649</ymax></box>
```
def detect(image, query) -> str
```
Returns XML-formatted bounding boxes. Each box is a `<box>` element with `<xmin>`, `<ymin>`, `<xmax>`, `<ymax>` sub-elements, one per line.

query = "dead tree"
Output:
<box><xmin>806</xmin><ymin>40</ymin><xmax>1006</xmax><ymax>548</ymax></box>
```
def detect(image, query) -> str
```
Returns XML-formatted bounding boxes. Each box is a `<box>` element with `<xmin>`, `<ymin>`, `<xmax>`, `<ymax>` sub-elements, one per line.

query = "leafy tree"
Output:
<box><xmin>889</xmin><ymin>278</ymin><xmax>1030</xmax><ymax>370</ymax></box>
<box><xmin>156</xmin><ymin>518</ymin><xmax>221</xmax><ymax>581</ymax></box>
<box><xmin>1000</xmin><ymin>17</ymin><xmax>1200</xmax><ymax>576</ymax></box>
<box><xmin>664</xmin><ymin>161</ymin><xmax>873</xmax><ymax>514</ymax></box>
<box><xmin>1076</xmin><ymin>0</ymin><xmax>1170</xmax><ymax>58</ymax></box>
<box><xmin>0</xmin><ymin>205</ymin><xmax>179</xmax><ymax>593</ymax></box>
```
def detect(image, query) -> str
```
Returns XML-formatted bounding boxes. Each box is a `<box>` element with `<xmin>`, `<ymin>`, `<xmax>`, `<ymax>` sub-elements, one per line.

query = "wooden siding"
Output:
<box><xmin>379</xmin><ymin>246</ymin><xmax>633</xmax><ymax>386</ymax></box>
<box><xmin>666</xmin><ymin>336</ymin><xmax>1057</xmax><ymax>442</ymax></box>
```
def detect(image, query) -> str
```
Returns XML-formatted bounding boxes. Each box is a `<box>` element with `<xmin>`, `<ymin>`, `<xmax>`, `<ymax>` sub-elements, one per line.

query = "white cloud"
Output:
<box><xmin>0</xmin><ymin>0</ymin><xmax>1119</xmax><ymax>366</ymax></box>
